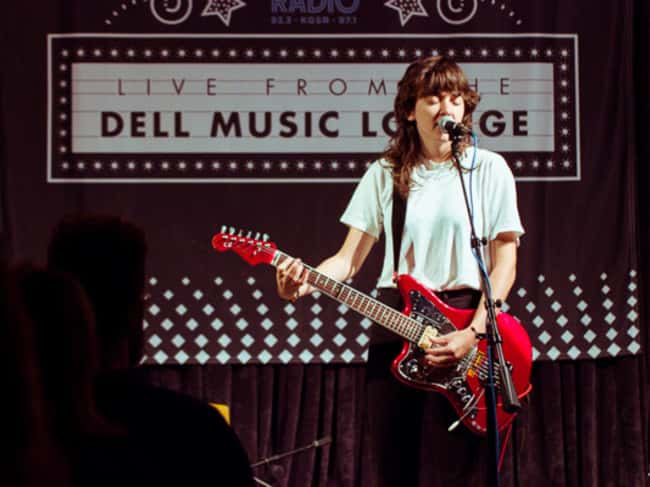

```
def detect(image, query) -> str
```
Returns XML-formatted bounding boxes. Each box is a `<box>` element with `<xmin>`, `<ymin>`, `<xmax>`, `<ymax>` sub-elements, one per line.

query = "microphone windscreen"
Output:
<box><xmin>438</xmin><ymin>115</ymin><xmax>456</xmax><ymax>131</ymax></box>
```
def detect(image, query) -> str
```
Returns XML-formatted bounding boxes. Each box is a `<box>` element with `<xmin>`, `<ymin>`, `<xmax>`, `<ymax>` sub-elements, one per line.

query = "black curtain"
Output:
<box><xmin>0</xmin><ymin>17</ymin><xmax>11</xmax><ymax>266</ymax></box>
<box><xmin>636</xmin><ymin>0</ymin><xmax>650</xmax><ymax>482</ymax></box>
<box><xmin>140</xmin><ymin>357</ymin><xmax>647</xmax><ymax>486</ymax></box>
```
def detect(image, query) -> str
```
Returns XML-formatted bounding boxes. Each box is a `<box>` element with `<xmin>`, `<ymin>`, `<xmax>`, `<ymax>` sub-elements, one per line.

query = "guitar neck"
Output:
<box><xmin>272</xmin><ymin>251</ymin><xmax>422</xmax><ymax>343</ymax></box>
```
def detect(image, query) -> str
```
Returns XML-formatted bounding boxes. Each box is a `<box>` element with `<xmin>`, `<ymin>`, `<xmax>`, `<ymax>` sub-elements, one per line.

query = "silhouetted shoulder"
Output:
<box><xmin>96</xmin><ymin>372</ymin><xmax>255</xmax><ymax>487</ymax></box>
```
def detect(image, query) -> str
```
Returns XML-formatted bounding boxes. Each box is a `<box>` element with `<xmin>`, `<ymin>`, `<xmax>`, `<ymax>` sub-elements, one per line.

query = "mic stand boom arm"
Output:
<box><xmin>450</xmin><ymin>135</ymin><xmax>520</xmax><ymax>487</ymax></box>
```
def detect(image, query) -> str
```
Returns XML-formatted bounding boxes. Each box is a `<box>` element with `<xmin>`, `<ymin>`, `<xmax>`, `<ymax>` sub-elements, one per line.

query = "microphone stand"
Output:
<box><xmin>450</xmin><ymin>133</ymin><xmax>520</xmax><ymax>487</ymax></box>
<box><xmin>250</xmin><ymin>436</ymin><xmax>332</xmax><ymax>486</ymax></box>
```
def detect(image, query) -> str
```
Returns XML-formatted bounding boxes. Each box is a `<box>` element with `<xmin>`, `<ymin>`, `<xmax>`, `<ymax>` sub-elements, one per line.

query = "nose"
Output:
<box><xmin>439</xmin><ymin>95</ymin><xmax>455</xmax><ymax>113</ymax></box>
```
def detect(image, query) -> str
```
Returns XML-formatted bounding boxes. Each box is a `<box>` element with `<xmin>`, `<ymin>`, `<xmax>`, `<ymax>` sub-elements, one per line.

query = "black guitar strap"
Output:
<box><xmin>391</xmin><ymin>185</ymin><xmax>406</xmax><ymax>281</ymax></box>
<box><xmin>370</xmin><ymin>184</ymin><xmax>406</xmax><ymax>342</ymax></box>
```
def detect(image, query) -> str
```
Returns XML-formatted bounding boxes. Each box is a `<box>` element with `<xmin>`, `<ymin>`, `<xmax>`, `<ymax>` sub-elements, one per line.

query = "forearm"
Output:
<box><xmin>427</xmin><ymin>259</ymin><xmax>516</xmax><ymax>366</ymax></box>
<box><xmin>471</xmin><ymin>261</ymin><xmax>516</xmax><ymax>333</ymax></box>
<box><xmin>295</xmin><ymin>227</ymin><xmax>375</xmax><ymax>299</ymax></box>
<box><xmin>296</xmin><ymin>253</ymin><xmax>358</xmax><ymax>298</ymax></box>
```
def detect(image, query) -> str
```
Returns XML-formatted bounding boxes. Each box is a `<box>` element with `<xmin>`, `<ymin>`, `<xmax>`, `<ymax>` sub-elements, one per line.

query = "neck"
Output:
<box><xmin>421</xmin><ymin>140</ymin><xmax>453</xmax><ymax>163</ymax></box>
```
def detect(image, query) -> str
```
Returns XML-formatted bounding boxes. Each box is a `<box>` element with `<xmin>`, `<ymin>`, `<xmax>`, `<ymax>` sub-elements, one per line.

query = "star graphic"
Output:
<box><xmin>385</xmin><ymin>0</ymin><xmax>428</xmax><ymax>26</ymax></box>
<box><xmin>202</xmin><ymin>0</ymin><xmax>246</xmax><ymax>27</ymax></box>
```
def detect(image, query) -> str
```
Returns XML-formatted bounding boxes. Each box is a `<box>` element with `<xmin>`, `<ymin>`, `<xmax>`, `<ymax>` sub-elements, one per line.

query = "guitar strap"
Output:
<box><xmin>391</xmin><ymin>185</ymin><xmax>406</xmax><ymax>281</ymax></box>
<box><xmin>369</xmin><ymin>185</ymin><xmax>406</xmax><ymax>344</ymax></box>
<box><xmin>369</xmin><ymin>184</ymin><xmax>405</xmax><ymax>343</ymax></box>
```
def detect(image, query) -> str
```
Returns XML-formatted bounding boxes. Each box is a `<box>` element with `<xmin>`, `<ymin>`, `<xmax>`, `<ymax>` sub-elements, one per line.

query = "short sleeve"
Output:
<box><xmin>485</xmin><ymin>155</ymin><xmax>525</xmax><ymax>240</ymax></box>
<box><xmin>340</xmin><ymin>161</ymin><xmax>388</xmax><ymax>240</ymax></box>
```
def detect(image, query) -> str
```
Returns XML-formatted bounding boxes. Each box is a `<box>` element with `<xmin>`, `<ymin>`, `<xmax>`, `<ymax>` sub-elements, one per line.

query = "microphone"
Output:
<box><xmin>437</xmin><ymin>115</ymin><xmax>472</xmax><ymax>136</ymax></box>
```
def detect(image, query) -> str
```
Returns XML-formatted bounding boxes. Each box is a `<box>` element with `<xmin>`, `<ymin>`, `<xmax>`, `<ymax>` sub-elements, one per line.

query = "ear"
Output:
<box><xmin>407</xmin><ymin>111</ymin><xmax>415</xmax><ymax>122</ymax></box>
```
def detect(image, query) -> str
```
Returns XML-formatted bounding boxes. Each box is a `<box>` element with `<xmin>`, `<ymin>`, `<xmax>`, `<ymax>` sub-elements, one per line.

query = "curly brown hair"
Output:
<box><xmin>383</xmin><ymin>56</ymin><xmax>481</xmax><ymax>197</ymax></box>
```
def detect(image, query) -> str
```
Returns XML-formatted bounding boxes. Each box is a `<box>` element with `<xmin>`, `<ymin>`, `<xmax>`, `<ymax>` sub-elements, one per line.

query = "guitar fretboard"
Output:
<box><xmin>273</xmin><ymin>252</ymin><xmax>423</xmax><ymax>343</ymax></box>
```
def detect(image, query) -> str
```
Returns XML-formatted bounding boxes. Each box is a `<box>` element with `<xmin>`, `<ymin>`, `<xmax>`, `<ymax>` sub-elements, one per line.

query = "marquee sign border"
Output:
<box><xmin>47</xmin><ymin>33</ymin><xmax>580</xmax><ymax>184</ymax></box>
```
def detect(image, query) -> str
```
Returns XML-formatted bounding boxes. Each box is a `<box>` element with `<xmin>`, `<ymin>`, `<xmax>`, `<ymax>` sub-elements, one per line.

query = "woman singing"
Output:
<box><xmin>276</xmin><ymin>55</ymin><xmax>524</xmax><ymax>486</ymax></box>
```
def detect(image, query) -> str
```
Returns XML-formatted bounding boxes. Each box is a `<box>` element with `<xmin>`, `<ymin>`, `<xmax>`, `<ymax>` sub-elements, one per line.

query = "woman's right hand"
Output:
<box><xmin>276</xmin><ymin>257</ymin><xmax>307</xmax><ymax>301</ymax></box>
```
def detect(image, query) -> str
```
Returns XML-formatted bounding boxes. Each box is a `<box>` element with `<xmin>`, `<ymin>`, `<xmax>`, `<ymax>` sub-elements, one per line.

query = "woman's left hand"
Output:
<box><xmin>424</xmin><ymin>327</ymin><xmax>478</xmax><ymax>367</ymax></box>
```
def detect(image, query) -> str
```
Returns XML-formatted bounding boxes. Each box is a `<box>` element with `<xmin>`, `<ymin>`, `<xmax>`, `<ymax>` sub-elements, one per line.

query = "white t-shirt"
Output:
<box><xmin>340</xmin><ymin>147</ymin><xmax>525</xmax><ymax>291</ymax></box>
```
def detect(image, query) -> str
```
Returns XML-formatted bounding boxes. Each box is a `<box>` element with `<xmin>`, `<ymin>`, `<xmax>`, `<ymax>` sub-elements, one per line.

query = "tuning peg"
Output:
<box><xmin>262</xmin><ymin>233</ymin><xmax>269</xmax><ymax>242</ymax></box>
<box><xmin>246</xmin><ymin>230</ymin><xmax>253</xmax><ymax>238</ymax></box>
<box><xmin>228</xmin><ymin>226</ymin><xmax>236</xmax><ymax>235</ymax></box>
<box><xmin>255</xmin><ymin>232</ymin><xmax>261</xmax><ymax>240</ymax></box>
<box><xmin>220</xmin><ymin>225</ymin><xmax>227</xmax><ymax>233</ymax></box>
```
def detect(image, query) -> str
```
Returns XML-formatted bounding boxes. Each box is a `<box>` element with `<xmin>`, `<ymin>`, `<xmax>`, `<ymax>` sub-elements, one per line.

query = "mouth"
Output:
<box><xmin>433</xmin><ymin>115</ymin><xmax>451</xmax><ymax>130</ymax></box>
<box><xmin>433</xmin><ymin>117</ymin><xmax>447</xmax><ymax>131</ymax></box>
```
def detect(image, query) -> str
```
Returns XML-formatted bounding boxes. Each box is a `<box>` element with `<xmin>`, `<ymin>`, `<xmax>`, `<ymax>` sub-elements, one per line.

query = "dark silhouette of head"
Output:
<box><xmin>47</xmin><ymin>216</ymin><xmax>147</xmax><ymax>370</ymax></box>
<box><xmin>0</xmin><ymin>265</ymin><xmax>68</xmax><ymax>486</ymax></box>
<box><xmin>15</xmin><ymin>266</ymin><xmax>110</xmax><ymax>445</ymax></box>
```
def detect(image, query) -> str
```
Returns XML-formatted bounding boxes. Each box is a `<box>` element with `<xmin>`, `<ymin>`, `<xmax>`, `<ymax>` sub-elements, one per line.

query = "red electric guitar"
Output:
<box><xmin>212</xmin><ymin>230</ymin><xmax>532</xmax><ymax>435</ymax></box>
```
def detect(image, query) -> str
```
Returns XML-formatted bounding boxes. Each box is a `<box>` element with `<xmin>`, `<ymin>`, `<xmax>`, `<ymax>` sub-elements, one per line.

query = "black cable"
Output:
<box><xmin>250</xmin><ymin>436</ymin><xmax>332</xmax><ymax>469</ymax></box>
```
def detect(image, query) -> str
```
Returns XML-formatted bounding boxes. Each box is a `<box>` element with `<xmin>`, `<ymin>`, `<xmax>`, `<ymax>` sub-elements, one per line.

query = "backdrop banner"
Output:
<box><xmin>1</xmin><ymin>0</ymin><xmax>639</xmax><ymax>364</ymax></box>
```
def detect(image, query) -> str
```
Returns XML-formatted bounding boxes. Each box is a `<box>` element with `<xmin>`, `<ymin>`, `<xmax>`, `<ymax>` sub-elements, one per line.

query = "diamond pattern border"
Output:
<box><xmin>141</xmin><ymin>269</ymin><xmax>640</xmax><ymax>365</ymax></box>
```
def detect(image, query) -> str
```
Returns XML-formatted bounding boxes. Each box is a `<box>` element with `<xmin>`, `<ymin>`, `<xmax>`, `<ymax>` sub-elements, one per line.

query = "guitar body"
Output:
<box><xmin>390</xmin><ymin>274</ymin><xmax>532</xmax><ymax>435</ymax></box>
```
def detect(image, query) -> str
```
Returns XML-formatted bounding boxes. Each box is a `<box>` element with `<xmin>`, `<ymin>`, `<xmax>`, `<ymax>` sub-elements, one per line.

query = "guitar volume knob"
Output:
<box><xmin>450</xmin><ymin>378</ymin><xmax>463</xmax><ymax>388</ymax></box>
<box><xmin>408</xmin><ymin>361</ymin><xmax>420</xmax><ymax>375</ymax></box>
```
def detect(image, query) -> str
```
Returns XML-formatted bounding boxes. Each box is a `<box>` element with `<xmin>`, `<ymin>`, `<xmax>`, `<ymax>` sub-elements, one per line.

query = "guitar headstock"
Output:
<box><xmin>211</xmin><ymin>226</ymin><xmax>277</xmax><ymax>266</ymax></box>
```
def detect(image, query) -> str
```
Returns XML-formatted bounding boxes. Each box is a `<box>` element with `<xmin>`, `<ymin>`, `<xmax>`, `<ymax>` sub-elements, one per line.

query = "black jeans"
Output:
<box><xmin>365</xmin><ymin>287</ymin><xmax>482</xmax><ymax>487</ymax></box>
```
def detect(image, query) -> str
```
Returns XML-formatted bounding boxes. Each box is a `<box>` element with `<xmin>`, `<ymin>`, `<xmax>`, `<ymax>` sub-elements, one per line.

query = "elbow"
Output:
<box><xmin>347</xmin><ymin>264</ymin><xmax>360</xmax><ymax>281</ymax></box>
<box><xmin>493</xmin><ymin>258</ymin><xmax>517</xmax><ymax>288</ymax></box>
<box><xmin>503</xmin><ymin>255</ymin><xmax>517</xmax><ymax>282</ymax></box>
<box><xmin>509</xmin><ymin>267</ymin><xmax>517</xmax><ymax>287</ymax></box>
<box><xmin>342</xmin><ymin>257</ymin><xmax>359</xmax><ymax>281</ymax></box>
<box><xmin>333</xmin><ymin>252</ymin><xmax>358</xmax><ymax>282</ymax></box>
